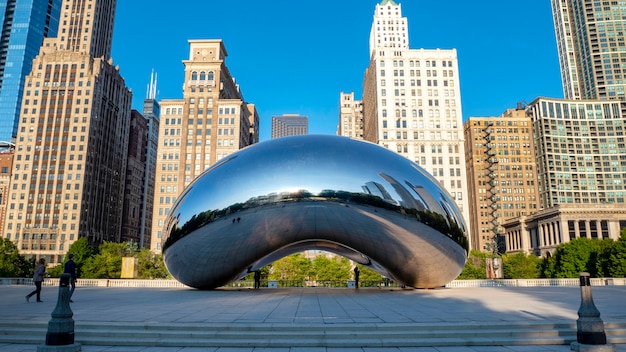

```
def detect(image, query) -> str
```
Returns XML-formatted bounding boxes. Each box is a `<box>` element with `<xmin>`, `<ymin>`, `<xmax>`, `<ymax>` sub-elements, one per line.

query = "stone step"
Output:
<box><xmin>0</xmin><ymin>320</ymin><xmax>580</xmax><ymax>333</ymax></box>
<box><xmin>1</xmin><ymin>320</ymin><xmax>625</xmax><ymax>348</ymax></box>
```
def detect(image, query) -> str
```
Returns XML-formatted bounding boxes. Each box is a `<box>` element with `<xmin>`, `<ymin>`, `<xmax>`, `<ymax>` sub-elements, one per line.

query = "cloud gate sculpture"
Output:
<box><xmin>162</xmin><ymin>135</ymin><xmax>468</xmax><ymax>289</ymax></box>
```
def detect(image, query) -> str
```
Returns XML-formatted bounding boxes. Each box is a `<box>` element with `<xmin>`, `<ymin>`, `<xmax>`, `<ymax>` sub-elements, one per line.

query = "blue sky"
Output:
<box><xmin>111</xmin><ymin>1</ymin><xmax>563</xmax><ymax>142</ymax></box>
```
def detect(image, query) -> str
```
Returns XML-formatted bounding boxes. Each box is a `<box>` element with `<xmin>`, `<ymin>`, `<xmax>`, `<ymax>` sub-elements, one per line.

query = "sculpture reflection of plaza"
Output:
<box><xmin>162</xmin><ymin>135</ymin><xmax>468</xmax><ymax>289</ymax></box>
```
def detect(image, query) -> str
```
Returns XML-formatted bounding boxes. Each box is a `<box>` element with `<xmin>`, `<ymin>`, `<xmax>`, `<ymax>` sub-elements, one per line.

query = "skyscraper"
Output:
<box><xmin>361</xmin><ymin>0</ymin><xmax>470</xmax><ymax>235</ymax></box>
<box><xmin>271</xmin><ymin>114</ymin><xmax>308</xmax><ymax>139</ymax></box>
<box><xmin>501</xmin><ymin>97</ymin><xmax>626</xmax><ymax>256</ymax></box>
<box><xmin>500</xmin><ymin>1</ymin><xmax>626</xmax><ymax>256</ymax></box>
<box><xmin>150</xmin><ymin>39</ymin><xmax>259</xmax><ymax>252</ymax></box>
<box><xmin>139</xmin><ymin>72</ymin><xmax>160</xmax><ymax>250</ymax></box>
<box><xmin>552</xmin><ymin>0</ymin><xmax>626</xmax><ymax>100</ymax></box>
<box><xmin>2</xmin><ymin>0</ymin><xmax>133</xmax><ymax>265</ymax></box>
<box><xmin>0</xmin><ymin>0</ymin><xmax>62</xmax><ymax>143</ymax></box>
<box><xmin>121</xmin><ymin>110</ymin><xmax>148</xmax><ymax>247</ymax></box>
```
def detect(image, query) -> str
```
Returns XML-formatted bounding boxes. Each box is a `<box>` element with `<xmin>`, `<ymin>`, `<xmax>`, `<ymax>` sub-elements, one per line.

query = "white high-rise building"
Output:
<box><xmin>361</xmin><ymin>0</ymin><xmax>470</xmax><ymax>237</ymax></box>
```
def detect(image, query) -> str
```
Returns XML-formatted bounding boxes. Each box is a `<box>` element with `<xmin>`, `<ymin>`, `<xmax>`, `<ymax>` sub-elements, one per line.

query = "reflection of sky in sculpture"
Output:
<box><xmin>163</xmin><ymin>135</ymin><xmax>468</xmax><ymax>289</ymax></box>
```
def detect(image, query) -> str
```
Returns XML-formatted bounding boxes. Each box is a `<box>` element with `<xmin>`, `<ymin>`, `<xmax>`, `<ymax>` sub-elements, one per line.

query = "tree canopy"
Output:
<box><xmin>542</xmin><ymin>232</ymin><xmax>626</xmax><ymax>278</ymax></box>
<box><xmin>0</xmin><ymin>238</ymin><xmax>32</xmax><ymax>277</ymax></box>
<box><xmin>3</xmin><ymin>230</ymin><xmax>626</xmax><ymax>282</ymax></box>
<box><xmin>502</xmin><ymin>252</ymin><xmax>541</xmax><ymax>279</ymax></box>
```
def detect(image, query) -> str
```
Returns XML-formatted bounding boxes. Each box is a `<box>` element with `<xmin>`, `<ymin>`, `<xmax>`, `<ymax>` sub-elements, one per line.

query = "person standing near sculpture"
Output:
<box><xmin>253</xmin><ymin>270</ymin><xmax>261</xmax><ymax>289</ymax></box>
<box><xmin>64</xmin><ymin>253</ymin><xmax>77</xmax><ymax>302</ymax></box>
<box><xmin>26</xmin><ymin>258</ymin><xmax>47</xmax><ymax>302</ymax></box>
<box><xmin>354</xmin><ymin>266</ymin><xmax>360</xmax><ymax>289</ymax></box>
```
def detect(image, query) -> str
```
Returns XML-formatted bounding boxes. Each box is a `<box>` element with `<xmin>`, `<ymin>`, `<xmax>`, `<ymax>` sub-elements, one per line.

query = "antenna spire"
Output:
<box><xmin>146</xmin><ymin>69</ymin><xmax>158</xmax><ymax>100</ymax></box>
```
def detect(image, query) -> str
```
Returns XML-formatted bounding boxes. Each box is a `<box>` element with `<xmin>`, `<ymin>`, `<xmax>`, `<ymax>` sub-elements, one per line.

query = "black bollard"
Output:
<box><xmin>38</xmin><ymin>273</ymin><xmax>81</xmax><ymax>351</ymax></box>
<box><xmin>570</xmin><ymin>272</ymin><xmax>615</xmax><ymax>352</ymax></box>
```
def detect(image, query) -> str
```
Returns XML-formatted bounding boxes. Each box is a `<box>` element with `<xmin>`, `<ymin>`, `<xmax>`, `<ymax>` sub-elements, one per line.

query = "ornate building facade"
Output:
<box><xmin>1</xmin><ymin>0</ymin><xmax>132</xmax><ymax>265</ymax></box>
<box><xmin>150</xmin><ymin>40</ymin><xmax>259</xmax><ymax>252</ymax></box>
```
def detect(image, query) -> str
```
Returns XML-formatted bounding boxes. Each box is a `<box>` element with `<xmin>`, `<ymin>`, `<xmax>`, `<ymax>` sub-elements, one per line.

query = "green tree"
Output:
<box><xmin>0</xmin><ymin>238</ymin><xmax>32</xmax><ymax>277</ymax></box>
<box><xmin>607</xmin><ymin>230</ymin><xmax>626</xmax><ymax>277</ymax></box>
<box><xmin>544</xmin><ymin>238</ymin><xmax>600</xmax><ymax>278</ymax></box>
<box><xmin>137</xmin><ymin>249</ymin><xmax>170</xmax><ymax>279</ymax></box>
<box><xmin>594</xmin><ymin>238</ymin><xmax>616</xmax><ymax>277</ymax></box>
<box><xmin>457</xmin><ymin>250</ymin><xmax>488</xmax><ymax>279</ymax></box>
<box><xmin>311</xmin><ymin>256</ymin><xmax>351</xmax><ymax>281</ymax></box>
<box><xmin>501</xmin><ymin>252</ymin><xmax>541</xmax><ymax>279</ymax></box>
<box><xmin>81</xmin><ymin>242</ymin><xmax>125</xmax><ymax>279</ymax></box>
<box><xmin>269</xmin><ymin>253</ymin><xmax>312</xmax><ymax>281</ymax></box>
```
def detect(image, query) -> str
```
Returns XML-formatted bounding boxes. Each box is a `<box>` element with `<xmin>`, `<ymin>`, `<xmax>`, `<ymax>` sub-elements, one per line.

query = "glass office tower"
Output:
<box><xmin>552</xmin><ymin>0</ymin><xmax>626</xmax><ymax>100</ymax></box>
<box><xmin>0</xmin><ymin>0</ymin><xmax>61</xmax><ymax>143</ymax></box>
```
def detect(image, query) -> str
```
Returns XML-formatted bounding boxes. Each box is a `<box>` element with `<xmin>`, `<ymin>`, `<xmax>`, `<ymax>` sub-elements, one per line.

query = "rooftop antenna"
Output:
<box><xmin>146</xmin><ymin>69</ymin><xmax>158</xmax><ymax>100</ymax></box>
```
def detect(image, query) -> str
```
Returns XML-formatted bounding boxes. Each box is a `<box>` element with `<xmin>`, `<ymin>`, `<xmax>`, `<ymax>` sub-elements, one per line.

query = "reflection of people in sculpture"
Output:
<box><xmin>254</xmin><ymin>270</ymin><xmax>261</xmax><ymax>289</ymax></box>
<box><xmin>353</xmin><ymin>266</ymin><xmax>360</xmax><ymax>289</ymax></box>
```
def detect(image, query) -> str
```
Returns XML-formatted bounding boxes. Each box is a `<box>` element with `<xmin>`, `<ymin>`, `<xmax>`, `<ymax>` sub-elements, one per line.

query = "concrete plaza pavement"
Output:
<box><xmin>0</xmin><ymin>284</ymin><xmax>625</xmax><ymax>351</ymax></box>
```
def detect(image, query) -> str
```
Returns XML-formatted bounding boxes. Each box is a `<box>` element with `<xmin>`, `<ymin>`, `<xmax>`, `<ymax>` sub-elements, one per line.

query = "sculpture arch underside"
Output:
<box><xmin>162</xmin><ymin>135</ymin><xmax>468</xmax><ymax>289</ymax></box>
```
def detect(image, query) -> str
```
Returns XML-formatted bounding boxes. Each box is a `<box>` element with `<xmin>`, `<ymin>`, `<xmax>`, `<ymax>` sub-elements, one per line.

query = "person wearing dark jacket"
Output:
<box><xmin>64</xmin><ymin>254</ymin><xmax>77</xmax><ymax>302</ymax></box>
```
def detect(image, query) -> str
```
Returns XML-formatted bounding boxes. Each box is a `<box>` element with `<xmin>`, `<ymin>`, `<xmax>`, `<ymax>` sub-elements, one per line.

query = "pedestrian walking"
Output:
<box><xmin>26</xmin><ymin>258</ymin><xmax>46</xmax><ymax>302</ymax></box>
<box><xmin>64</xmin><ymin>253</ymin><xmax>77</xmax><ymax>302</ymax></box>
<box><xmin>354</xmin><ymin>266</ymin><xmax>360</xmax><ymax>289</ymax></box>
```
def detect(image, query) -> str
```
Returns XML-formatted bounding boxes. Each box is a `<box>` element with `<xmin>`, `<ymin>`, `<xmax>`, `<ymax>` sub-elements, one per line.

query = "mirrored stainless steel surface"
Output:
<box><xmin>162</xmin><ymin>135</ymin><xmax>468</xmax><ymax>289</ymax></box>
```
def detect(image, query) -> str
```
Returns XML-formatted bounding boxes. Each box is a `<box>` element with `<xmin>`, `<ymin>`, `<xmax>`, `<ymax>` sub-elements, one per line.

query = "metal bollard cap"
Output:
<box><xmin>60</xmin><ymin>273</ymin><xmax>70</xmax><ymax>287</ymax></box>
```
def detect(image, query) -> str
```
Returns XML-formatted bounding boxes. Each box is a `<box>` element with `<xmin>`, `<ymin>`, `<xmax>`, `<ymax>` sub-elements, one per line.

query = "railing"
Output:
<box><xmin>1</xmin><ymin>277</ymin><xmax>624</xmax><ymax>288</ymax></box>
<box><xmin>445</xmin><ymin>278</ymin><xmax>626</xmax><ymax>287</ymax></box>
<box><xmin>0</xmin><ymin>278</ymin><xmax>189</xmax><ymax>288</ymax></box>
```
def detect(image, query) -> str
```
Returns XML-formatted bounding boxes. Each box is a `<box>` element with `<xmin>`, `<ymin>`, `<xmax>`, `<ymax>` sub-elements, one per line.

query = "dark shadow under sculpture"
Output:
<box><xmin>162</xmin><ymin>135</ymin><xmax>468</xmax><ymax>289</ymax></box>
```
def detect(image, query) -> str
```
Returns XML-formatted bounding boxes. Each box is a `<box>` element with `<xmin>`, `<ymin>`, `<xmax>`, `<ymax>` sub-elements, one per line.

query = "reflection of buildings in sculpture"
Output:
<box><xmin>438</xmin><ymin>194</ymin><xmax>464</xmax><ymax>231</ymax></box>
<box><xmin>409</xmin><ymin>184</ymin><xmax>442</xmax><ymax>214</ymax></box>
<box><xmin>403</xmin><ymin>182</ymin><xmax>428</xmax><ymax>211</ymax></box>
<box><xmin>150</xmin><ymin>39</ymin><xmax>259</xmax><ymax>252</ymax></box>
<box><xmin>2</xmin><ymin>0</ymin><xmax>133</xmax><ymax>265</ymax></box>
<box><xmin>379</xmin><ymin>173</ymin><xmax>425</xmax><ymax>210</ymax></box>
<box><xmin>362</xmin><ymin>181</ymin><xmax>396</xmax><ymax>205</ymax></box>
<box><xmin>338</xmin><ymin>92</ymin><xmax>363</xmax><ymax>139</ymax></box>
<box><xmin>161</xmin><ymin>135</ymin><xmax>467</xmax><ymax>290</ymax></box>
<box><xmin>359</xmin><ymin>0</ymin><xmax>470</xmax><ymax>239</ymax></box>
<box><xmin>503</xmin><ymin>204</ymin><xmax>626</xmax><ymax>257</ymax></box>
